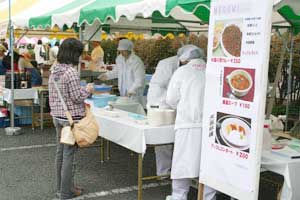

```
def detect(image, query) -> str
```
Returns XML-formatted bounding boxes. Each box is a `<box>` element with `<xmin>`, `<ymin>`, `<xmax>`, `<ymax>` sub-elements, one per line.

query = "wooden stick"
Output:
<box><xmin>197</xmin><ymin>183</ymin><xmax>204</xmax><ymax>200</ymax></box>
<box><xmin>138</xmin><ymin>154</ymin><xmax>143</xmax><ymax>200</ymax></box>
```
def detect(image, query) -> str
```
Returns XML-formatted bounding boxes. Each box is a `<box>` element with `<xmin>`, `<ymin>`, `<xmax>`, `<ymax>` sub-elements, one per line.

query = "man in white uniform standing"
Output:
<box><xmin>165</xmin><ymin>45</ymin><xmax>216</xmax><ymax>200</ymax></box>
<box><xmin>49</xmin><ymin>41</ymin><xmax>59</xmax><ymax>65</ymax></box>
<box><xmin>147</xmin><ymin>45</ymin><xmax>195</xmax><ymax>177</ymax></box>
<box><xmin>99</xmin><ymin>39</ymin><xmax>145</xmax><ymax>104</ymax></box>
<box><xmin>34</xmin><ymin>39</ymin><xmax>46</xmax><ymax>68</ymax></box>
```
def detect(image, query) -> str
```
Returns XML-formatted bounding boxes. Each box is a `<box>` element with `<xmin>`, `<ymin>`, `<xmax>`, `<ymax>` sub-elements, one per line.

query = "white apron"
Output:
<box><xmin>171</xmin><ymin>128</ymin><xmax>202</xmax><ymax>179</ymax></box>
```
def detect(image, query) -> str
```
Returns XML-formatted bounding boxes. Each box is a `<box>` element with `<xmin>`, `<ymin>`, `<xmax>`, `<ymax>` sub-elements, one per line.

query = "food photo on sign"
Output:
<box><xmin>213</xmin><ymin>19</ymin><xmax>243</xmax><ymax>58</ymax></box>
<box><xmin>223</xmin><ymin>67</ymin><xmax>255</xmax><ymax>102</ymax></box>
<box><xmin>214</xmin><ymin>112</ymin><xmax>252</xmax><ymax>153</ymax></box>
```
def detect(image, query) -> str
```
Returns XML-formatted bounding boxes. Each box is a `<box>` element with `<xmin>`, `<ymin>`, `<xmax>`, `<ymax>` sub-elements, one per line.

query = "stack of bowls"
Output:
<box><xmin>92</xmin><ymin>94</ymin><xmax>117</xmax><ymax>108</ymax></box>
<box><xmin>94</xmin><ymin>84</ymin><xmax>112</xmax><ymax>94</ymax></box>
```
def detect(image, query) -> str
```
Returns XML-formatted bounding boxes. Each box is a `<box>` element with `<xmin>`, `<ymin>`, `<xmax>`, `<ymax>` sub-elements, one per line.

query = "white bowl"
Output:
<box><xmin>226</xmin><ymin>69</ymin><xmax>253</xmax><ymax>97</ymax></box>
<box><xmin>220</xmin><ymin>117</ymin><xmax>251</xmax><ymax>148</ymax></box>
<box><xmin>164</xmin><ymin>109</ymin><xmax>176</xmax><ymax>125</ymax></box>
<box><xmin>147</xmin><ymin>109</ymin><xmax>165</xmax><ymax>126</ymax></box>
<box><xmin>147</xmin><ymin>109</ymin><xmax>176</xmax><ymax>126</ymax></box>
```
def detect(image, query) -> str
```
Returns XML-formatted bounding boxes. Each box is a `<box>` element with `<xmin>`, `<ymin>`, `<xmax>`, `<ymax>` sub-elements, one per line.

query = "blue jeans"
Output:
<box><xmin>53</xmin><ymin>118</ymin><xmax>77</xmax><ymax>199</ymax></box>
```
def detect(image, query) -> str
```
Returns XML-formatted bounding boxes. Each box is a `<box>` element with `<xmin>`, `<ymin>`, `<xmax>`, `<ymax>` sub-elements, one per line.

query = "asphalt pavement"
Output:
<box><xmin>0</xmin><ymin>127</ymin><xmax>201</xmax><ymax>200</ymax></box>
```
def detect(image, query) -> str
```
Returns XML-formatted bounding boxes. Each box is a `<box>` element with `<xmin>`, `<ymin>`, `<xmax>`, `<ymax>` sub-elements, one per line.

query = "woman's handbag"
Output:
<box><xmin>60</xmin><ymin>125</ymin><xmax>76</xmax><ymax>145</ymax></box>
<box><xmin>53</xmin><ymin>78</ymin><xmax>99</xmax><ymax>147</ymax></box>
<box><xmin>72</xmin><ymin>105</ymin><xmax>99</xmax><ymax>147</ymax></box>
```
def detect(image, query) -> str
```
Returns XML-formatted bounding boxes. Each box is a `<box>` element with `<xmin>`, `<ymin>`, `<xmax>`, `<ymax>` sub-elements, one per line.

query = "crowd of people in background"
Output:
<box><xmin>0</xmin><ymin>39</ymin><xmax>61</xmax><ymax>86</ymax></box>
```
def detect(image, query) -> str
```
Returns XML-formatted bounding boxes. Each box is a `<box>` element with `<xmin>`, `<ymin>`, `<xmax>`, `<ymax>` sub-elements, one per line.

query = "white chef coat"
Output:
<box><xmin>147</xmin><ymin>56</ymin><xmax>179</xmax><ymax>176</ymax></box>
<box><xmin>49</xmin><ymin>46</ymin><xmax>59</xmax><ymax>65</ymax></box>
<box><xmin>166</xmin><ymin>58</ymin><xmax>206</xmax><ymax>130</ymax></box>
<box><xmin>166</xmin><ymin>58</ymin><xmax>206</xmax><ymax>179</ymax></box>
<box><xmin>34</xmin><ymin>44</ymin><xmax>46</xmax><ymax>65</ymax></box>
<box><xmin>106</xmin><ymin>53</ymin><xmax>145</xmax><ymax>103</ymax></box>
<box><xmin>147</xmin><ymin>56</ymin><xmax>179</xmax><ymax>109</ymax></box>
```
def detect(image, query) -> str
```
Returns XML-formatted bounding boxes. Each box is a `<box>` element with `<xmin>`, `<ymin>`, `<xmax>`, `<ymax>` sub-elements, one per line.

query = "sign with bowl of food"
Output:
<box><xmin>220</xmin><ymin>117</ymin><xmax>251</xmax><ymax>150</ymax></box>
<box><xmin>226</xmin><ymin>69</ymin><xmax>253</xmax><ymax>97</ymax></box>
<box><xmin>221</xmin><ymin>23</ymin><xmax>242</xmax><ymax>57</ymax></box>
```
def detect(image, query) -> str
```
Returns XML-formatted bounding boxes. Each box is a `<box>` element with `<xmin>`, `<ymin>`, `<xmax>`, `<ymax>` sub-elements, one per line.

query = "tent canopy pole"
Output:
<box><xmin>9</xmin><ymin>0</ymin><xmax>15</xmax><ymax>128</ymax></box>
<box><xmin>285</xmin><ymin>28</ymin><xmax>294</xmax><ymax>131</ymax></box>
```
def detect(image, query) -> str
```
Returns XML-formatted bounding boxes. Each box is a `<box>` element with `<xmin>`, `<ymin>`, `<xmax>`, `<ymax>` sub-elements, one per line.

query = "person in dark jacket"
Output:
<box><xmin>0</xmin><ymin>44</ymin><xmax>7</xmax><ymax>75</ymax></box>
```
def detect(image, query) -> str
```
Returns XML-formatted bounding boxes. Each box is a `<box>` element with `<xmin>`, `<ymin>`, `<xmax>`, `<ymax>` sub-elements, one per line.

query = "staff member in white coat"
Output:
<box><xmin>88</xmin><ymin>40</ymin><xmax>105</xmax><ymax>71</ymax></box>
<box><xmin>165</xmin><ymin>45</ymin><xmax>216</xmax><ymax>200</ymax></box>
<box><xmin>34</xmin><ymin>39</ymin><xmax>46</xmax><ymax>68</ymax></box>
<box><xmin>147</xmin><ymin>45</ymin><xmax>195</xmax><ymax>177</ymax></box>
<box><xmin>99</xmin><ymin>39</ymin><xmax>145</xmax><ymax>104</ymax></box>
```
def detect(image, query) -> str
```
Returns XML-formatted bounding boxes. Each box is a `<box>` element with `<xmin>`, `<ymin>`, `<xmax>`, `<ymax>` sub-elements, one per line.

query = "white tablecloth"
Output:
<box><xmin>91</xmin><ymin>106</ymin><xmax>175</xmax><ymax>154</ymax></box>
<box><xmin>261</xmin><ymin>150</ymin><xmax>300</xmax><ymax>200</ymax></box>
<box><xmin>3</xmin><ymin>88</ymin><xmax>38</xmax><ymax>104</ymax></box>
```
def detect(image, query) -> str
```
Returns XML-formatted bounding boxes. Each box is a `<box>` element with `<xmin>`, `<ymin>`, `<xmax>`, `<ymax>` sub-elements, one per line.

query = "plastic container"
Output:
<box><xmin>94</xmin><ymin>84</ymin><xmax>112</xmax><ymax>94</ymax></box>
<box><xmin>263</xmin><ymin>119</ymin><xmax>272</xmax><ymax>151</ymax></box>
<box><xmin>147</xmin><ymin>108</ymin><xmax>176</xmax><ymax>126</ymax></box>
<box><xmin>115</xmin><ymin>96</ymin><xmax>130</xmax><ymax>104</ymax></box>
<box><xmin>0</xmin><ymin>117</ymin><xmax>7</xmax><ymax>128</ymax></box>
<box><xmin>128</xmin><ymin>113</ymin><xmax>146</xmax><ymax>120</ymax></box>
<box><xmin>92</xmin><ymin>94</ymin><xmax>117</xmax><ymax>108</ymax></box>
<box><xmin>80</xmin><ymin>80</ymin><xmax>87</xmax><ymax>87</ymax></box>
<box><xmin>0</xmin><ymin>117</ymin><xmax>19</xmax><ymax>128</ymax></box>
<box><xmin>14</xmin><ymin>106</ymin><xmax>32</xmax><ymax>125</ymax></box>
<box><xmin>145</xmin><ymin>74</ymin><xmax>152</xmax><ymax>83</ymax></box>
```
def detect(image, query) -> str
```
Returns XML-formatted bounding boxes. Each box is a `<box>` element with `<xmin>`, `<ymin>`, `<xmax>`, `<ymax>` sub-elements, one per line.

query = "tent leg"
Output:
<box><xmin>285</xmin><ymin>30</ymin><xmax>294</xmax><ymax>131</ymax></box>
<box><xmin>5</xmin><ymin>0</ymin><xmax>21</xmax><ymax>136</ymax></box>
<box><xmin>78</xmin><ymin>26</ymin><xmax>83</xmax><ymax>76</ymax></box>
<box><xmin>197</xmin><ymin>183</ymin><xmax>204</xmax><ymax>200</ymax></box>
<box><xmin>9</xmin><ymin>0</ymin><xmax>15</xmax><ymax>128</ymax></box>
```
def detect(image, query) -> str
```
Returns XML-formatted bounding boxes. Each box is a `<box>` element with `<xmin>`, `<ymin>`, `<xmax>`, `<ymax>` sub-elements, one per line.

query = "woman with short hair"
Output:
<box><xmin>48</xmin><ymin>38</ymin><xmax>94</xmax><ymax>199</ymax></box>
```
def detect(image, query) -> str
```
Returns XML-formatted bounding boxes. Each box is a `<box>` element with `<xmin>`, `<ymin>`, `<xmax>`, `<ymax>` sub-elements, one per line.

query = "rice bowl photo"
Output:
<box><xmin>221</xmin><ymin>24</ymin><xmax>242</xmax><ymax>57</ymax></box>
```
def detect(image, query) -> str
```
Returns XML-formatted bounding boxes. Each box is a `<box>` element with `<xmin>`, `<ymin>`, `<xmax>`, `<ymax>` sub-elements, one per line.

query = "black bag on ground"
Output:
<box><xmin>258</xmin><ymin>171</ymin><xmax>284</xmax><ymax>200</ymax></box>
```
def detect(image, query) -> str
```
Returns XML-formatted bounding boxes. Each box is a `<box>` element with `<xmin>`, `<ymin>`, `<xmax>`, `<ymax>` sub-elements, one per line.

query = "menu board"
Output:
<box><xmin>199</xmin><ymin>0</ymin><xmax>273</xmax><ymax>199</ymax></box>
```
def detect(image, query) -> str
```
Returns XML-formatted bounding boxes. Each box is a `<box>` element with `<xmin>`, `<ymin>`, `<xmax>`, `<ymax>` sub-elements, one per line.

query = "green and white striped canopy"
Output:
<box><xmin>25</xmin><ymin>0</ymin><xmax>300</xmax><ymax>34</ymax></box>
<box><xmin>28</xmin><ymin>0</ymin><xmax>210</xmax><ymax>29</ymax></box>
<box><xmin>274</xmin><ymin>0</ymin><xmax>300</xmax><ymax>34</ymax></box>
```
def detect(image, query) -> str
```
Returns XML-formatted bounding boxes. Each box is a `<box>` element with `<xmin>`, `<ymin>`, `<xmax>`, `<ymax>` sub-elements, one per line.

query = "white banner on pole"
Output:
<box><xmin>0</xmin><ymin>21</ymin><xmax>8</xmax><ymax>39</ymax></box>
<box><xmin>199</xmin><ymin>0</ymin><xmax>273</xmax><ymax>199</ymax></box>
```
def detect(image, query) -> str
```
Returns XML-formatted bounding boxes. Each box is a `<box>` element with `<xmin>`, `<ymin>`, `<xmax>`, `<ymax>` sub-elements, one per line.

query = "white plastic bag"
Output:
<box><xmin>270</xmin><ymin>114</ymin><xmax>284</xmax><ymax>131</ymax></box>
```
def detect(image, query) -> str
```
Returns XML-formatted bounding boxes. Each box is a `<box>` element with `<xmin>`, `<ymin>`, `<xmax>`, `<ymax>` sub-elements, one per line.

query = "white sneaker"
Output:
<box><xmin>165</xmin><ymin>195</ymin><xmax>172</xmax><ymax>200</ymax></box>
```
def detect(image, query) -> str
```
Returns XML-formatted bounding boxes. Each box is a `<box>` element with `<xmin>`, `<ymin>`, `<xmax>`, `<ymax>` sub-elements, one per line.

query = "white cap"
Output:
<box><xmin>177</xmin><ymin>44</ymin><xmax>195</xmax><ymax>57</ymax></box>
<box><xmin>117</xmin><ymin>39</ymin><xmax>133</xmax><ymax>51</ymax></box>
<box><xmin>178</xmin><ymin>45</ymin><xmax>204</xmax><ymax>62</ymax></box>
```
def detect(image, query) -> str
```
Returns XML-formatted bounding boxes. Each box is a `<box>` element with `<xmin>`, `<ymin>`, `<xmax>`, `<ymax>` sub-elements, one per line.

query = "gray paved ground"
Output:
<box><xmin>0</xmin><ymin>127</ymin><xmax>201</xmax><ymax>200</ymax></box>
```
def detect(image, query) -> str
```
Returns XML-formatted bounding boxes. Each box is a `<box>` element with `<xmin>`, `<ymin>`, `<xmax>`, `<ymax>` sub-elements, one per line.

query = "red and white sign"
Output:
<box><xmin>199</xmin><ymin>0</ymin><xmax>273</xmax><ymax>199</ymax></box>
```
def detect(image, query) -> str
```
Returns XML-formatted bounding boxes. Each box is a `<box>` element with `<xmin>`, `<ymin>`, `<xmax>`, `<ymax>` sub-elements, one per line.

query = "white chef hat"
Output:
<box><xmin>178</xmin><ymin>45</ymin><xmax>204</xmax><ymax>62</ymax></box>
<box><xmin>117</xmin><ymin>39</ymin><xmax>134</xmax><ymax>51</ymax></box>
<box><xmin>177</xmin><ymin>44</ymin><xmax>195</xmax><ymax>57</ymax></box>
